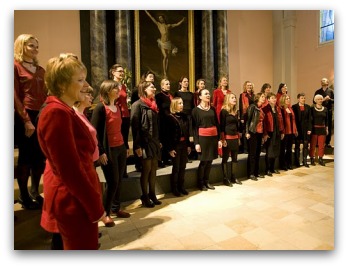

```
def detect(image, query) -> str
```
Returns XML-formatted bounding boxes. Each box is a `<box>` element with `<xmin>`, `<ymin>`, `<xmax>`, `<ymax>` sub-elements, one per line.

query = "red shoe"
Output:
<box><xmin>115</xmin><ymin>210</ymin><xmax>130</xmax><ymax>218</ymax></box>
<box><xmin>102</xmin><ymin>216</ymin><xmax>115</xmax><ymax>227</ymax></box>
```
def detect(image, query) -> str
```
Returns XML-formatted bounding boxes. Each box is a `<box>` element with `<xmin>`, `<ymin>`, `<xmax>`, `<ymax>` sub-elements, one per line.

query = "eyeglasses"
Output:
<box><xmin>115</xmin><ymin>70</ymin><xmax>124</xmax><ymax>73</ymax></box>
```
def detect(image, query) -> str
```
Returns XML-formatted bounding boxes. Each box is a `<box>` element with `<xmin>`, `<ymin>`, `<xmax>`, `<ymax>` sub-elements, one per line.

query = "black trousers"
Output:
<box><xmin>247</xmin><ymin>132</ymin><xmax>263</xmax><ymax>177</ymax></box>
<box><xmin>170</xmin><ymin>141</ymin><xmax>188</xmax><ymax>190</ymax></box>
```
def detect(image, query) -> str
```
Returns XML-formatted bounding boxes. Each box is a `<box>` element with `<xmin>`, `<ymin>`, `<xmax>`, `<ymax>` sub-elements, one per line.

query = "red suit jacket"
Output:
<box><xmin>212</xmin><ymin>88</ymin><xmax>231</xmax><ymax>122</ymax></box>
<box><xmin>37</xmin><ymin>96</ymin><xmax>104</xmax><ymax>233</ymax></box>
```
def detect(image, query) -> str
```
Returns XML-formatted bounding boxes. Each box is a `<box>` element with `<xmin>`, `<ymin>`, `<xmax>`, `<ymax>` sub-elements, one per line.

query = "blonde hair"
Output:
<box><xmin>160</xmin><ymin>78</ymin><xmax>169</xmax><ymax>88</ymax></box>
<box><xmin>45</xmin><ymin>55</ymin><xmax>87</xmax><ymax>97</ymax></box>
<box><xmin>170</xmin><ymin>97</ymin><xmax>183</xmax><ymax>114</ymax></box>
<box><xmin>279</xmin><ymin>94</ymin><xmax>290</xmax><ymax>108</ymax></box>
<box><xmin>221</xmin><ymin>93</ymin><xmax>238</xmax><ymax>114</ymax></box>
<box><xmin>14</xmin><ymin>34</ymin><xmax>39</xmax><ymax>65</ymax></box>
<box><xmin>242</xmin><ymin>80</ymin><xmax>254</xmax><ymax>93</ymax></box>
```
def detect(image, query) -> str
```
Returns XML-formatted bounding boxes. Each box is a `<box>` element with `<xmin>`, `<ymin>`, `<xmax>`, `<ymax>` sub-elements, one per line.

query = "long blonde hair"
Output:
<box><xmin>221</xmin><ymin>93</ymin><xmax>238</xmax><ymax>114</ymax></box>
<box><xmin>14</xmin><ymin>34</ymin><xmax>39</xmax><ymax>65</ymax></box>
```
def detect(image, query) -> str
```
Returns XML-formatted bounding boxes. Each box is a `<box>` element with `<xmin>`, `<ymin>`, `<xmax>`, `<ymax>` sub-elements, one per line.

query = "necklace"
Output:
<box><xmin>199</xmin><ymin>104</ymin><xmax>210</xmax><ymax>111</ymax></box>
<box><xmin>23</xmin><ymin>60</ymin><xmax>34</xmax><ymax>65</ymax></box>
<box><xmin>315</xmin><ymin>105</ymin><xmax>324</xmax><ymax>112</ymax></box>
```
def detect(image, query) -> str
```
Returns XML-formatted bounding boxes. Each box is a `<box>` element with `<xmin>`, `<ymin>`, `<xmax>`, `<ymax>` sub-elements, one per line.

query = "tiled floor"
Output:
<box><xmin>14</xmin><ymin>155</ymin><xmax>334</xmax><ymax>250</ymax></box>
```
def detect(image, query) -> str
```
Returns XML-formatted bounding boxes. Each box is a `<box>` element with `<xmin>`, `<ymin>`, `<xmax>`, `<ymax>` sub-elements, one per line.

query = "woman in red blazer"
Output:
<box><xmin>37</xmin><ymin>55</ymin><xmax>105</xmax><ymax>250</ymax></box>
<box><xmin>212</xmin><ymin>76</ymin><xmax>231</xmax><ymax>123</ymax></box>
<box><xmin>279</xmin><ymin>94</ymin><xmax>298</xmax><ymax>170</ymax></box>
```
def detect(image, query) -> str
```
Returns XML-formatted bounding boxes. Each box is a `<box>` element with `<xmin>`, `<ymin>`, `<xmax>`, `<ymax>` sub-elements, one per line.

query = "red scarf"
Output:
<box><xmin>141</xmin><ymin>97</ymin><xmax>159</xmax><ymax>113</ymax></box>
<box><xmin>162</xmin><ymin>90</ymin><xmax>173</xmax><ymax>101</ymax></box>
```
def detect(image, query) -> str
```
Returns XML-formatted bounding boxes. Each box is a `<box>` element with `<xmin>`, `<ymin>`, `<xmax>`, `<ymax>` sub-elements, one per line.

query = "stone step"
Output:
<box><xmin>14</xmin><ymin>146</ymin><xmax>334</xmax><ymax>202</ymax></box>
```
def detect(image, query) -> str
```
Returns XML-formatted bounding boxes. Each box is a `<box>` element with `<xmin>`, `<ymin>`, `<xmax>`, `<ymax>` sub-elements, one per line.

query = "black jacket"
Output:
<box><xmin>130</xmin><ymin>99</ymin><xmax>161</xmax><ymax>159</ymax></box>
<box><xmin>165</xmin><ymin>112</ymin><xmax>190</xmax><ymax>152</ymax></box>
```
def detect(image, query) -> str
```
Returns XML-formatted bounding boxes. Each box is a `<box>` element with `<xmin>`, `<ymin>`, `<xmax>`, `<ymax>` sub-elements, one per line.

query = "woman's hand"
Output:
<box><xmin>218</xmin><ymin>140</ymin><xmax>223</xmax><ymax>148</ymax></box>
<box><xmin>99</xmin><ymin>153</ymin><xmax>108</xmax><ymax>165</ymax></box>
<box><xmin>169</xmin><ymin>150</ymin><xmax>176</xmax><ymax>158</ymax></box>
<box><xmin>195</xmin><ymin>144</ymin><xmax>201</xmax><ymax>153</ymax></box>
<box><xmin>135</xmin><ymin>148</ymin><xmax>142</xmax><ymax>158</ymax></box>
<box><xmin>24</xmin><ymin>121</ymin><xmax>35</xmax><ymax>138</ymax></box>
<box><xmin>246</xmin><ymin>133</ymin><xmax>251</xmax><ymax>140</ymax></box>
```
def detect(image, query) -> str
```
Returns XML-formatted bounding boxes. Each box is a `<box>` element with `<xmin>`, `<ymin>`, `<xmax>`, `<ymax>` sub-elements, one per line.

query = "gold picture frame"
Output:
<box><xmin>134</xmin><ymin>10</ymin><xmax>195</xmax><ymax>92</ymax></box>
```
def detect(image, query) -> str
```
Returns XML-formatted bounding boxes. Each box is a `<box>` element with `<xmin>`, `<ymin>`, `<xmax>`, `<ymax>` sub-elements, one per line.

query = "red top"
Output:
<box><xmin>105</xmin><ymin>105</ymin><xmax>124</xmax><ymax>147</ymax></box>
<box><xmin>281</xmin><ymin>106</ymin><xmax>298</xmax><ymax>134</ymax></box>
<box><xmin>116</xmin><ymin>84</ymin><xmax>130</xmax><ymax>117</ymax></box>
<box><xmin>263</xmin><ymin>105</ymin><xmax>284</xmax><ymax>134</ymax></box>
<box><xmin>212</xmin><ymin>88</ymin><xmax>231</xmax><ymax>122</ymax></box>
<box><xmin>14</xmin><ymin>60</ymin><xmax>47</xmax><ymax>122</ymax></box>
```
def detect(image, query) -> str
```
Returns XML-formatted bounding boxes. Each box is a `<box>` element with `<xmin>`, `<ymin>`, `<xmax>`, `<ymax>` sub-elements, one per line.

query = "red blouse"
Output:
<box><xmin>116</xmin><ymin>84</ymin><xmax>130</xmax><ymax>118</ymax></box>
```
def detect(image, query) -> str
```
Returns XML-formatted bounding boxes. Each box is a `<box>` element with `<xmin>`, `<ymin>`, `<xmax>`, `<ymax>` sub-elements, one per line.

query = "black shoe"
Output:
<box><xmin>140</xmin><ymin>195</ymin><xmax>155</xmax><ymax>208</ymax></box>
<box><xmin>30</xmin><ymin>194</ymin><xmax>44</xmax><ymax>207</ymax></box>
<box><xmin>257</xmin><ymin>174</ymin><xmax>265</xmax><ymax>178</ymax></box>
<box><xmin>249</xmin><ymin>175</ymin><xmax>258</xmax><ymax>181</ymax></box>
<box><xmin>266</xmin><ymin>171</ymin><xmax>273</xmax><ymax>177</ymax></box>
<box><xmin>319</xmin><ymin>158</ymin><xmax>326</xmax><ymax>166</ymax></box>
<box><xmin>223</xmin><ymin>179</ymin><xmax>233</xmax><ymax>187</ymax></box>
<box><xmin>310</xmin><ymin>158</ymin><xmax>316</xmax><ymax>166</ymax></box>
<box><xmin>326</xmin><ymin>144</ymin><xmax>332</xmax><ymax>148</ymax></box>
<box><xmin>149</xmin><ymin>193</ymin><xmax>162</xmax><ymax>205</ymax></box>
<box><xmin>303</xmin><ymin>162</ymin><xmax>310</xmax><ymax>168</ymax></box>
<box><xmin>232</xmin><ymin>178</ymin><xmax>242</xmax><ymax>185</ymax></box>
<box><xmin>179</xmin><ymin>188</ymin><xmax>189</xmax><ymax>195</ymax></box>
<box><xmin>205</xmin><ymin>183</ymin><xmax>215</xmax><ymax>190</ymax></box>
<box><xmin>187</xmin><ymin>159</ymin><xmax>193</xmax><ymax>163</ymax></box>
<box><xmin>199</xmin><ymin>185</ymin><xmax>208</xmax><ymax>191</ymax></box>
<box><xmin>18</xmin><ymin>195</ymin><xmax>41</xmax><ymax>210</ymax></box>
<box><xmin>272</xmin><ymin>170</ymin><xmax>280</xmax><ymax>174</ymax></box>
<box><xmin>281</xmin><ymin>166</ymin><xmax>288</xmax><ymax>171</ymax></box>
<box><xmin>287</xmin><ymin>165</ymin><xmax>293</xmax><ymax>170</ymax></box>
<box><xmin>172</xmin><ymin>189</ymin><xmax>181</xmax><ymax>197</ymax></box>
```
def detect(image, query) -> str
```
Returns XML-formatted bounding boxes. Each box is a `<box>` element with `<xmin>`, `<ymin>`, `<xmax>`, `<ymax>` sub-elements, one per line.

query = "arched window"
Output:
<box><xmin>320</xmin><ymin>10</ymin><xmax>334</xmax><ymax>44</ymax></box>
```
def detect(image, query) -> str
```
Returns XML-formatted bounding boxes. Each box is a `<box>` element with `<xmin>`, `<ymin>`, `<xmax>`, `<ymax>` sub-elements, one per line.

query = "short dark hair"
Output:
<box><xmin>297</xmin><ymin>93</ymin><xmax>305</xmax><ymax>99</ymax></box>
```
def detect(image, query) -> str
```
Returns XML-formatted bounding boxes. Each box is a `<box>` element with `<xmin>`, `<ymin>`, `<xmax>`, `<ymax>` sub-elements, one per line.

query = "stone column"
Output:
<box><xmin>283</xmin><ymin>10</ymin><xmax>297</xmax><ymax>101</ymax></box>
<box><xmin>114</xmin><ymin>10</ymin><xmax>133</xmax><ymax>89</ymax></box>
<box><xmin>201</xmin><ymin>10</ymin><xmax>215</xmax><ymax>92</ymax></box>
<box><xmin>90</xmin><ymin>10</ymin><xmax>108</xmax><ymax>97</ymax></box>
<box><xmin>216</xmin><ymin>10</ymin><xmax>229</xmax><ymax>80</ymax></box>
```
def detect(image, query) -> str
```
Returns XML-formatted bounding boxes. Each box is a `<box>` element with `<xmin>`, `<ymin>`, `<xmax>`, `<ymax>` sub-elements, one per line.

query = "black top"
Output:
<box><xmin>311</xmin><ymin>106</ymin><xmax>328</xmax><ymax>135</ymax></box>
<box><xmin>192</xmin><ymin>106</ymin><xmax>220</xmax><ymax>145</ymax></box>
<box><xmin>165</xmin><ymin>112</ymin><xmax>190</xmax><ymax>151</ymax></box>
<box><xmin>220</xmin><ymin>109</ymin><xmax>239</xmax><ymax>136</ymax></box>
<box><xmin>292</xmin><ymin>103</ymin><xmax>312</xmax><ymax>139</ymax></box>
<box><xmin>155</xmin><ymin>91</ymin><xmax>172</xmax><ymax>118</ymax></box>
<box><xmin>175</xmin><ymin>90</ymin><xmax>195</xmax><ymax>115</ymax></box>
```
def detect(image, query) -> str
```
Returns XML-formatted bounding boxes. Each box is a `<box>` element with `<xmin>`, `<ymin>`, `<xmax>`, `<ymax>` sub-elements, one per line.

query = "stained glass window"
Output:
<box><xmin>320</xmin><ymin>10</ymin><xmax>334</xmax><ymax>44</ymax></box>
